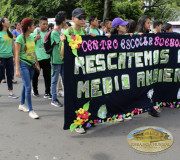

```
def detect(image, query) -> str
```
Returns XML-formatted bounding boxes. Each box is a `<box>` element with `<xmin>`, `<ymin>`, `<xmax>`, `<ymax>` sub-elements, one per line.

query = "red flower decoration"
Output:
<box><xmin>71</xmin><ymin>35</ymin><xmax>76</xmax><ymax>41</ymax></box>
<box><xmin>94</xmin><ymin>120</ymin><xmax>99</xmax><ymax>124</ymax></box>
<box><xmin>77</xmin><ymin>43</ymin><xmax>81</xmax><ymax>49</ymax></box>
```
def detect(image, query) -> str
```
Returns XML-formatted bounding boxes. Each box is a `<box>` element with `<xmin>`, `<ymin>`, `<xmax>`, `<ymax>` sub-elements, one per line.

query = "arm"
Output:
<box><xmin>60</xmin><ymin>33</ymin><xmax>66</xmax><ymax>57</ymax></box>
<box><xmin>15</xmin><ymin>43</ymin><xmax>21</xmax><ymax>78</ymax></box>
<box><xmin>35</xmin><ymin>53</ymin><xmax>40</xmax><ymax>73</ymax></box>
<box><xmin>34</xmin><ymin>34</ymin><xmax>41</xmax><ymax>43</ymax></box>
<box><xmin>13</xmin><ymin>34</ymin><xmax>16</xmax><ymax>41</ymax></box>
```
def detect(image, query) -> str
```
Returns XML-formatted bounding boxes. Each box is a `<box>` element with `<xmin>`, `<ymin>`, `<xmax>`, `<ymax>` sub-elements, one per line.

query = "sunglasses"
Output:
<box><xmin>78</xmin><ymin>15</ymin><xmax>86</xmax><ymax>20</ymax></box>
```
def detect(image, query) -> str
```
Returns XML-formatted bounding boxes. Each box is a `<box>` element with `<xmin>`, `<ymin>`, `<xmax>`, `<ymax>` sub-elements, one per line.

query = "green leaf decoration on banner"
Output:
<box><xmin>112</xmin><ymin>115</ymin><xmax>116</xmax><ymax>119</ymax></box>
<box><xmin>78</xmin><ymin>59</ymin><xmax>82</xmax><ymax>64</ymax></box>
<box><xmin>72</xmin><ymin>49</ymin><xmax>78</xmax><ymax>57</ymax></box>
<box><xmin>83</xmin><ymin>101</ymin><xmax>90</xmax><ymax>111</ymax></box>
<box><xmin>67</xmin><ymin>35</ymin><xmax>72</xmax><ymax>43</ymax></box>
<box><xmin>70</xmin><ymin>123</ymin><xmax>78</xmax><ymax>132</ymax></box>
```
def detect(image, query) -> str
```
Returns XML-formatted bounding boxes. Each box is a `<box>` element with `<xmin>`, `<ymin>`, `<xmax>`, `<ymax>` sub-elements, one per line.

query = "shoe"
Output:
<box><xmin>12</xmin><ymin>80</ymin><xmax>17</xmax><ymax>84</ymax></box>
<box><xmin>18</xmin><ymin>104</ymin><xmax>29</xmax><ymax>112</ymax></box>
<box><xmin>32</xmin><ymin>90</ymin><xmax>40</xmax><ymax>97</ymax></box>
<box><xmin>116</xmin><ymin>118</ymin><xmax>124</xmax><ymax>122</ymax></box>
<box><xmin>8</xmin><ymin>94</ymin><xmax>18</xmax><ymax>99</ymax></box>
<box><xmin>59</xmin><ymin>90</ymin><xmax>64</xmax><ymax>97</ymax></box>
<box><xmin>1</xmin><ymin>79</ymin><xmax>6</xmax><ymax>83</ymax></box>
<box><xmin>75</xmin><ymin>127</ymin><xmax>86</xmax><ymax>134</ymax></box>
<box><xmin>148</xmin><ymin>109</ymin><xmax>160</xmax><ymax>117</ymax></box>
<box><xmin>44</xmin><ymin>93</ymin><xmax>52</xmax><ymax>99</ymax></box>
<box><xmin>29</xmin><ymin>110</ymin><xmax>39</xmax><ymax>119</ymax></box>
<box><xmin>124</xmin><ymin>116</ymin><xmax>132</xmax><ymax>120</ymax></box>
<box><xmin>51</xmin><ymin>99</ymin><xmax>63</xmax><ymax>107</ymax></box>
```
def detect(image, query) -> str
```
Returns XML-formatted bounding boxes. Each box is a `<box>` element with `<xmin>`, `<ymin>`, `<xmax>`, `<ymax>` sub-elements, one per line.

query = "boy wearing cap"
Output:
<box><xmin>60</xmin><ymin>8</ymin><xmax>87</xmax><ymax>134</ymax></box>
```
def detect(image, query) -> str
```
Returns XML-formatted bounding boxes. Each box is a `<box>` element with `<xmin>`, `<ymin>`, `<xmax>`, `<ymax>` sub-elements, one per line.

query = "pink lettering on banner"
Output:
<box><xmin>154</xmin><ymin>36</ymin><xmax>159</xmax><ymax>46</ymax></box>
<box><xmin>107</xmin><ymin>40</ymin><xmax>112</xmax><ymax>50</ymax></box>
<box><xmin>113</xmin><ymin>39</ymin><xmax>118</xmax><ymax>49</ymax></box>
<box><xmin>175</xmin><ymin>39</ymin><xmax>179</xmax><ymax>47</ymax></box>
<box><xmin>100</xmin><ymin>40</ymin><xmax>106</xmax><ymax>50</ymax></box>
<box><xmin>88</xmin><ymin>40</ymin><xmax>93</xmax><ymax>51</ymax></box>
<box><xmin>154</xmin><ymin>36</ymin><xmax>180</xmax><ymax>47</ymax></box>
<box><xmin>82</xmin><ymin>40</ymin><xmax>88</xmax><ymax>52</ymax></box>
<box><xmin>93</xmin><ymin>40</ymin><xmax>99</xmax><ymax>50</ymax></box>
<box><xmin>165</xmin><ymin>38</ymin><xmax>169</xmax><ymax>47</ymax></box>
<box><xmin>170</xmin><ymin>38</ymin><xmax>175</xmax><ymax>47</ymax></box>
<box><xmin>159</xmin><ymin>38</ymin><xmax>164</xmax><ymax>47</ymax></box>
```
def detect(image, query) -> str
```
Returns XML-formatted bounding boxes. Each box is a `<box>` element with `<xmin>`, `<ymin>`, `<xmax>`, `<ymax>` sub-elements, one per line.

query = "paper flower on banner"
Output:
<box><xmin>67</xmin><ymin>34</ymin><xmax>83</xmax><ymax>57</ymax></box>
<box><xmin>147</xmin><ymin>89</ymin><xmax>154</xmax><ymax>102</ymax></box>
<box><xmin>97</xmin><ymin>104</ymin><xmax>107</xmax><ymax>119</ymax></box>
<box><xmin>70</xmin><ymin>101</ymin><xmax>91</xmax><ymax>132</ymax></box>
<box><xmin>69</xmin><ymin>39</ymin><xmax>78</xmax><ymax>50</ymax></box>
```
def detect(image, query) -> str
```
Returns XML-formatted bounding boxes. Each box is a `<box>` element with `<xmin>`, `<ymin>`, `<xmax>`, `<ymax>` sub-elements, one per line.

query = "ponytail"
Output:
<box><xmin>21</xmin><ymin>18</ymin><xmax>33</xmax><ymax>51</ymax></box>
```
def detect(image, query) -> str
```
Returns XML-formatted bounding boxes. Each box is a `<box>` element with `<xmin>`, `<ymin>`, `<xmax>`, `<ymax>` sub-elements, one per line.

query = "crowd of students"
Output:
<box><xmin>0</xmin><ymin>8</ymin><xmax>174</xmax><ymax>133</ymax></box>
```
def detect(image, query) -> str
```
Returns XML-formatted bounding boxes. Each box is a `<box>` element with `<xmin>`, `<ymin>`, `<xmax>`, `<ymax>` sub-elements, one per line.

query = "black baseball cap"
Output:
<box><xmin>72</xmin><ymin>8</ymin><xmax>86</xmax><ymax>18</ymax></box>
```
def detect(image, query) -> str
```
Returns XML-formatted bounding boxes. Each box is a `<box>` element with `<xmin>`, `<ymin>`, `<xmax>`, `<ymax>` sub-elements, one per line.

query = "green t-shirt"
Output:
<box><xmin>64</xmin><ymin>27</ymin><xmax>86</xmax><ymax>36</ymax></box>
<box><xmin>16</xmin><ymin>33</ymin><xmax>36</xmax><ymax>66</ymax></box>
<box><xmin>50</xmin><ymin>29</ymin><xmax>63</xmax><ymax>64</ymax></box>
<box><xmin>0</xmin><ymin>31</ymin><xmax>13</xmax><ymax>58</ymax></box>
<box><xmin>86</xmin><ymin>27</ymin><xmax>101</xmax><ymax>36</ymax></box>
<box><xmin>31</xmin><ymin>30</ymin><xmax>50</xmax><ymax>61</ymax></box>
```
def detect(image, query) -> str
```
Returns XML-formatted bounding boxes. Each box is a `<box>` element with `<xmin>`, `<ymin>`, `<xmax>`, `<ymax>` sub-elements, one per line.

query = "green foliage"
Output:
<box><xmin>111</xmin><ymin>1</ymin><xmax>143</xmax><ymax>22</ymax></box>
<box><xmin>1</xmin><ymin>0</ymin><xmax>179</xmax><ymax>25</ymax></box>
<box><xmin>78</xmin><ymin>0</ymin><xmax>104</xmax><ymax>20</ymax></box>
<box><xmin>0</xmin><ymin>0</ymin><xmax>77</xmax><ymax>25</ymax></box>
<box><xmin>144</xmin><ymin>0</ymin><xmax>180</xmax><ymax>22</ymax></box>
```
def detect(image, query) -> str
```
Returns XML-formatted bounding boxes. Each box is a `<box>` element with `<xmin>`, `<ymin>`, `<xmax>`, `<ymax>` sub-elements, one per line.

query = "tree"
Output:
<box><xmin>111</xmin><ymin>1</ymin><xmax>143</xmax><ymax>22</ymax></box>
<box><xmin>0</xmin><ymin>0</ymin><xmax>77</xmax><ymax>24</ymax></box>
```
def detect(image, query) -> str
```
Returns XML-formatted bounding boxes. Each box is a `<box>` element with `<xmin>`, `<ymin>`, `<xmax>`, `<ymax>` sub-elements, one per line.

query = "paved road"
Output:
<box><xmin>0</xmin><ymin>75</ymin><xmax>180</xmax><ymax>160</ymax></box>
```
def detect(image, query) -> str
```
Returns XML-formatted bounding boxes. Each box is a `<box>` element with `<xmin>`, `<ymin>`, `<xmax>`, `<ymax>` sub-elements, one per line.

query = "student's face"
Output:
<box><xmin>117</xmin><ymin>25</ymin><xmax>127</xmax><ymax>34</ymax></box>
<box><xmin>10</xmin><ymin>27</ymin><xmax>15</xmax><ymax>32</ymax></box>
<box><xmin>156</xmin><ymin>24</ymin><xmax>162</xmax><ymax>32</ymax></box>
<box><xmin>40</xmin><ymin>20</ymin><xmax>48</xmax><ymax>32</ymax></box>
<box><xmin>28</xmin><ymin>23</ymin><xmax>35</xmax><ymax>33</ymax></box>
<box><xmin>144</xmin><ymin>18</ymin><xmax>151</xmax><ymax>31</ymax></box>
<box><xmin>62</xmin><ymin>19</ymin><xmax>67</xmax><ymax>28</ymax></box>
<box><xmin>72</xmin><ymin>14</ymin><xmax>86</xmax><ymax>27</ymax></box>
<box><xmin>16</xmin><ymin>23</ymin><xmax>21</xmax><ymax>30</ymax></box>
<box><xmin>2</xmin><ymin>18</ymin><xmax>10</xmax><ymax>28</ymax></box>
<box><xmin>106</xmin><ymin>21</ymin><xmax>112</xmax><ymax>30</ymax></box>
<box><xmin>166</xmin><ymin>27</ymin><xmax>173</xmax><ymax>33</ymax></box>
<box><xmin>92</xmin><ymin>17</ymin><xmax>99</xmax><ymax>27</ymax></box>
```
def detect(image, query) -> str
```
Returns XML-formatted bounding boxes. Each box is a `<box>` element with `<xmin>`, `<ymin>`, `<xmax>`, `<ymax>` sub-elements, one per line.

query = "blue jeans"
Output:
<box><xmin>19</xmin><ymin>61</ymin><xmax>34</xmax><ymax>111</ymax></box>
<box><xmin>0</xmin><ymin>57</ymin><xmax>13</xmax><ymax>90</ymax></box>
<box><xmin>51</xmin><ymin>64</ymin><xmax>64</xmax><ymax>101</ymax></box>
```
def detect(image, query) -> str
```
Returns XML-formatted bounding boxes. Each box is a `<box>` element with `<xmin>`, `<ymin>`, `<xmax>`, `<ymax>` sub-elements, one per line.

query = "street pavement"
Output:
<box><xmin>0</xmin><ymin>75</ymin><xmax>180</xmax><ymax>160</ymax></box>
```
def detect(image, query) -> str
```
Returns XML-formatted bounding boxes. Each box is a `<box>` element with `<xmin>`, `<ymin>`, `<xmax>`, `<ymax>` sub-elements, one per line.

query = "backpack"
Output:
<box><xmin>43</xmin><ymin>28</ymin><xmax>60</xmax><ymax>55</ymax></box>
<box><xmin>86</xmin><ymin>27</ymin><xmax>100</xmax><ymax>35</ymax></box>
<box><xmin>68</xmin><ymin>27</ymin><xmax>87</xmax><ymax>35</ymax></box>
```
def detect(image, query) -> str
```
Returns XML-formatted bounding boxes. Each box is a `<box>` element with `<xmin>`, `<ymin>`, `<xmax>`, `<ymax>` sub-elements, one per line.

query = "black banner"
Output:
<box><xmin>64</xmin><ymin>33</ymin><xmax>180</xmax><ymax>131</ymax></box>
